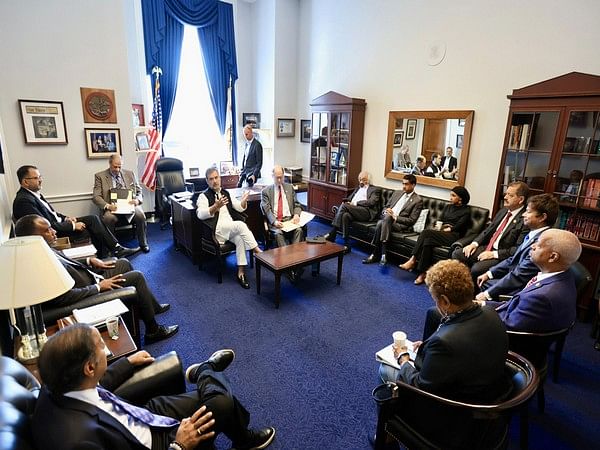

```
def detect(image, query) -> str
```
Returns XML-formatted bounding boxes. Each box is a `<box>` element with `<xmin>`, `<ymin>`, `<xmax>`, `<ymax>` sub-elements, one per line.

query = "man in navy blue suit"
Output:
<box><xmin>475</xmin><ymin>193</ymin><xmax>558</xmax><ymax>301</ymax></box>
<box><xmin>237</xmin><ymin>125</ymin><xmax>263</xmax><ymax>187</ymax></box>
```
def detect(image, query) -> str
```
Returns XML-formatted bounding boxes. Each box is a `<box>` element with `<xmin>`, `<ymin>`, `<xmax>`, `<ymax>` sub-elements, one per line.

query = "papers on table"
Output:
<box><xmin>280</xmin><ymin>211</ymin><xmax>315</xmax><ymax>232</ymax></box>
<box><xmin>73</xmin><ymin>299</ymin><xmax>129</xmax><ymax>327</ymax></box>
<box><xmin>62</xmin><ymin>244</ymin><xmax>97</xmax><ymax>259</ymax></box>
<box><xmin>172</xmin><ymin>191</ymin><xmax>193</xmax><ymax>200</ymax></box>
<box><xmin>375</xmin><ymin>341</ymin><xmax>417</xmax><ymax>370</ymax></box>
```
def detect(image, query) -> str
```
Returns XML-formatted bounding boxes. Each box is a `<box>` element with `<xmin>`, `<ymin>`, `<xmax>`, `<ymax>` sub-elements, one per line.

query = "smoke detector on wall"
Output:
<box><xmin>427</xmin><ymin>41</ymin><xmax>446</xmax><ymax>66</ymax></box>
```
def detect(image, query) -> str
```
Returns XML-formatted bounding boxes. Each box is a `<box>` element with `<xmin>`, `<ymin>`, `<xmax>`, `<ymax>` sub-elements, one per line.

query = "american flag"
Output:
<box><xmin>141</xmin><ymin>68</ymin><xmax>162</xmax><ymax>191</ymax></box>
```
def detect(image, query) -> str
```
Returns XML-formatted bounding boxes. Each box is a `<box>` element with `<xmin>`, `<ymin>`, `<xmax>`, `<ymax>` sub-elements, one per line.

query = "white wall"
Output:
<box><xmin>295</xmin><ymin>0</ymin><xmax>600</xmax><ymax>209</ymax></box>
<box><xmin>0</xmin><ymin>0</ymin><xmax>135</xmax><ymax>226</ymax></box>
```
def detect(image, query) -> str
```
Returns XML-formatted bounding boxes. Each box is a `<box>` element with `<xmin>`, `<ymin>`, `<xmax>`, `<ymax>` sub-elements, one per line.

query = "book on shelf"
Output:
<box><xmin>519</xmin><ymin>124</ymin><xmax>529</xmax><ymax>150</ymax></box>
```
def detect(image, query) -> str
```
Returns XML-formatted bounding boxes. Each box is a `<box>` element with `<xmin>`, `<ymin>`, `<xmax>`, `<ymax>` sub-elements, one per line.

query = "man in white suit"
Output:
<box><xmin>93</xmin><ymin>155</ymin><xmax>149</xmax><ymax>252</ymax></box>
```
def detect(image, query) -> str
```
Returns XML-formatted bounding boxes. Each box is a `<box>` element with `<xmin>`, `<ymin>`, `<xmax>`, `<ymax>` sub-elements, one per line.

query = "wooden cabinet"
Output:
<box><xmin>308</xmin><ymin>91</ymin><xmax>366</xmax><ymax>219</ymax></box>
<box><xmin>494</xmin><ymin>72</ymin><xmax>600</xmax><ymax>319</ymax></box>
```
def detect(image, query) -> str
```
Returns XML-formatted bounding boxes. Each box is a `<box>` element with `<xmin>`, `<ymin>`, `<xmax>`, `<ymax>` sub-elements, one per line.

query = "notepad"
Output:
<box><xmin>73</xmin><ymin>299</ymin><xmax>129</xmax><ymax>327</ymax></box>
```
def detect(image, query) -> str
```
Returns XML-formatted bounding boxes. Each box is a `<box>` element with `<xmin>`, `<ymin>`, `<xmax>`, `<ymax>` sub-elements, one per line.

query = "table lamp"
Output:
<box><xmin>0</xmin><ymin>236</ymin><xmax>74</xmax><ymax>361</ymax></box>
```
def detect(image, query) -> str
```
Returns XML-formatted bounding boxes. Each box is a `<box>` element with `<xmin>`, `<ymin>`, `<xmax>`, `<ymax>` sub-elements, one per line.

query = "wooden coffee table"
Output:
<box><xmin>254</xmin><ymin>241</ymin><xmax>346</xmax><ymax>308</ymax></box>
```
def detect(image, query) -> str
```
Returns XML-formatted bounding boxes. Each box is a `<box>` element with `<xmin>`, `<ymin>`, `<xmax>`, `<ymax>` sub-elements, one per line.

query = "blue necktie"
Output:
<box><xmin>97</xmin><ymin>386</ymin><xmax>179</xmax><ymax>428</ymax></box>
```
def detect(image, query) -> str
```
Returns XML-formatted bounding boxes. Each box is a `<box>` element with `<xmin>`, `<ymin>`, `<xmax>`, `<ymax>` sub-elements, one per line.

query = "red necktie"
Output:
<box><xmin>525</xmin><ymin>276</ymin><xmax>538</xmax><ymax>288</ymax></box>
<box><xmin>277</xmin><ymin>186</ymin><xmax>283</xmax><ymax>221</ymax></box>
<box><xmin>485</xmin><ymin>212</ymin><xmax>512</xmax><ymax>252</ymax></box>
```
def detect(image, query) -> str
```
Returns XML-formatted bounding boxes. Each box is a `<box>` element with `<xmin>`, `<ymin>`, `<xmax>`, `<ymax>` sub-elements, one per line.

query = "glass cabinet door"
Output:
<box><xmin>503</xmin><ymin>111</ymin><xmax>559</xmax><ymax>193</ymax></box>
<box><xmin>329</xmin><ymin>112</ymin><xmax>350</xmax><ymax>186</ymax></box>
<box><xmin>311</xmin><ymin>112</ymin><xmax>328</xmax><ymax>181</ymax></box>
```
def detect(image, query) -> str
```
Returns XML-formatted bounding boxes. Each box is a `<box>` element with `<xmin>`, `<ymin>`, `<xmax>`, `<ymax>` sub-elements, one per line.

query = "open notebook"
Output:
<box><xmin>73</xmin><ymin>299</ymin><xmax>128</xmax><ymax>327</ymax></box>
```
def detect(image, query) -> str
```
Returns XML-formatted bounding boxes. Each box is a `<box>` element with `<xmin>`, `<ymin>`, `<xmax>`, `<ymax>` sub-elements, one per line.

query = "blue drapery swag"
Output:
<box><xmin>141</xmin><ymin>0</ymin><xmax>239</xmax><ymax>162</ymax></box>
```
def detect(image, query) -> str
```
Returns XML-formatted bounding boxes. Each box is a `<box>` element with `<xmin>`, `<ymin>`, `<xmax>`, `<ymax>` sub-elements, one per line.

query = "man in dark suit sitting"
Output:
<box><xmin>32</xmin><ymin>324</ymin><xmax>276</xmax><ymax>450</ymax></box>
<box><xmin>452</xmin><ymin>181</ymin><xmax>529</xmax><ymax>279</ymax></box>
<box><xmin>324</xmin><ymin>171</ymin><xmax>381</xmax><ymax>252</ymax></box>
<box><xmin>363</xmin><ymin>174</ymin><xmax>423</xmax><ymax>265</ymax></box>
<box><xmin>13</xmin><ymin>165</ymin><xmax>138</xmax><ymax>258</ymax></box>
<box><xmin>14</xmin><ymin>214</ymin><xmax>178</xmax><ymax>344</ymax></box>
<box><xmin>237</xmin><ymin>124</ymin><xmax>263</xmax><ymax>187</ymax></box>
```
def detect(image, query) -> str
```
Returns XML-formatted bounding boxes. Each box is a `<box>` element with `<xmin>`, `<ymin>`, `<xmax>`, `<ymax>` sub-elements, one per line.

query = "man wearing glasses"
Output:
<box><xmin>12</xmin><ymin>165</ymin><xmax>138</xmax><ymax>258</ymax></box>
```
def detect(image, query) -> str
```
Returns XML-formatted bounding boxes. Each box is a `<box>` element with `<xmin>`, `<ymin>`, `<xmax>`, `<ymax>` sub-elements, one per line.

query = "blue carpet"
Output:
<box><xmin>123</xmin><ymin>221</ymin><xmax>599</xmax><ymax>449</ymax></box>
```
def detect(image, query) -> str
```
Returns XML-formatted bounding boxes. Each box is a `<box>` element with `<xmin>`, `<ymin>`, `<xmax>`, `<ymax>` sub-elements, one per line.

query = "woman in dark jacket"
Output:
<box><xmin>400</xmin><ymin>186</ymin><xmax>471</xmax><ymax>284</ymax></box>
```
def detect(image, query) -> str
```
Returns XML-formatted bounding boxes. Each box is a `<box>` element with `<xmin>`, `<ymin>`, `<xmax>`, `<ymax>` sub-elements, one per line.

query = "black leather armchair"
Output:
<box><xmin>155</xmin><ymin>157</ymin><xmax>193</xmax><ymax>229</ymax></box>
<box><xmin>0</xmin><ymin>351</ymin><xmax>184</xmax><ymax>450</ymax></box>
<box><xmin>373</xmin><ymin>351</ymin><xmax>538</xmax><ymax>450</ymax></box>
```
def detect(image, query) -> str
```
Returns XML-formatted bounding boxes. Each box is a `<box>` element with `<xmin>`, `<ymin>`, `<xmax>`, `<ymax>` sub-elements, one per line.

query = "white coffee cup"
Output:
<box><xmin>393</xmin><ymin>331</ymin><xmax>407</xmax><ymax>348</ymax></box>
<box><xmin>435</xmin><ymin>220</ymin><xmax>443</xmax><ymax>231</ymax></box>
<box><xmin>106</xmin><ymin>316</ymin><xmax>120</xmax><ymax>340</ymax></box>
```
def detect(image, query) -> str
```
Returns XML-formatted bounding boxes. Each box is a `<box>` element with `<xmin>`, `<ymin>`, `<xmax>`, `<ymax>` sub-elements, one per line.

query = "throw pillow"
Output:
<box><xmin>413</xmin><ymin>209</ymin><xmax>429</xmax><ymax>233</ymax></box>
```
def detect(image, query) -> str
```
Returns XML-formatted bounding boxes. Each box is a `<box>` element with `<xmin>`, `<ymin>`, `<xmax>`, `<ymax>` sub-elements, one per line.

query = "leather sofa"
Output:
<box><xmin>0</xmin><ymin>351</ymin><xmax>185</xmax><ymax>450</ymax></box>
<box><xmin>345</xmin><ymin>188</ymin><xmax>490</xmax><ymax>261</ymax></box>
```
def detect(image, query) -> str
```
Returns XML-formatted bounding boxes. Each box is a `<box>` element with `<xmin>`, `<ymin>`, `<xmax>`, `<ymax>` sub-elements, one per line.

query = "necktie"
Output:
<box><xmin>57</xmin><ymin>252</ymin><xmax>104</xmax><ymax>283</ymax></box>
<box><xmin>97</xmin><ymin>387</ymin><xmax>179</xmax><ymax>428</ymax></box>
<box><xmin>485</xmin><ymin>212</ymin><xmax>512</xmax><ymax>252</ymax></box>
<box><xmin>525</xmin><ymin>275</ymin><xmax>538</xmax><ymax>288</ymax></box>
<box><xmin>115</xmin><ymin>174</ymin><xmax>124</xmax><ymax>189</ymax></box>
<box><xmin>277</xmin><ymin>186</ymin><xmax>284</xmax><ymax>221</ymax></box>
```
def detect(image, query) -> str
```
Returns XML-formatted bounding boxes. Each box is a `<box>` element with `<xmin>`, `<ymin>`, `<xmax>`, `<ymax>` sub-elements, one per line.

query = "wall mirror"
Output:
<box><xmin>384</xmin><ymin>110</ymin><xmax>474</xmax><ymax>188</ymax></box>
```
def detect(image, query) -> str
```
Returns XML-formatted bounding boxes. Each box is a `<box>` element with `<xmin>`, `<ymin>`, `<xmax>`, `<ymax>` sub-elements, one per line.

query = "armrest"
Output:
<box><xmin>113</xmin><ymin>351</ymin><xmax>186</xmax><ymax>406</ymax></box>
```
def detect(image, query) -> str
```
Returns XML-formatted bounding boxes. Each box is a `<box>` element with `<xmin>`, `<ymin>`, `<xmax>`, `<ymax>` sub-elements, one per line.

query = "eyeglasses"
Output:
<box><xmin>24</xmin><ymin>175</ymin><xmax>43</xmax><ymax>180</ymax></box>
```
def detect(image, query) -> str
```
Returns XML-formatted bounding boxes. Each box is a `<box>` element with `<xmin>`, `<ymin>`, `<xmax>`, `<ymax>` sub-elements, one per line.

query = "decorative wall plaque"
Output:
<box><xmin>80</xmin><ymin>87</ymin><xmax>117</xmax><ymax>123</ymax></box>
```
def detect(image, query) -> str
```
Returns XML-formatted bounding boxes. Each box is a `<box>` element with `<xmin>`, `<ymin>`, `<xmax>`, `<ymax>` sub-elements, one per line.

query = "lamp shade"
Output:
<box><xmin>0</xmin><ymin>236</ymin><xmax>74</xmax><ymax>309</ymax></box>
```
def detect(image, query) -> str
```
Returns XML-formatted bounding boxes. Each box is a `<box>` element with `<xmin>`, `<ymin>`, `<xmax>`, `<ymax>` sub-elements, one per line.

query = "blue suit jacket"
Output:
<box><xmin>484</xmin><ymin>227</ymin><xmax>550</xmax><ymax>298</ymax></box>
<box><xmin>487</xmin><ymin>270</ymin><xmax>577</xmax><ymax>332</ymax></box>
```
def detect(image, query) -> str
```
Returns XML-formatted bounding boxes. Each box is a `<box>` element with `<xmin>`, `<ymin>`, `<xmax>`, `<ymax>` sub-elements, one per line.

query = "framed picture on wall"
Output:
<box><xmin>85</xmin><ymin>128</ymin><xmax>121</xmax><ymax>158</ymax></box>
<box><xmin>393</xmin><ymin>131</ymin><xmax>404</xmax><ymax>146</ymax></box>
<box><xmin>132</xmin><ymin>103</ymin><xmax>145</xmax><ymax>127</ymax></box>
<box><xmin>456</xmin><ymin>134</ymin><xmax>464</xmax><ymax>149</ymax></box>
<box><xmin>277</xmin><ymin>118</ymin><xmax>295</xmax><ymax>137</ymax></box>
<box><xmin>406</xmin><ymin>119</ymin><xmax>417</xmax><ymax>139</ymax></box>
<box><xmin>242</xmin><ymin>113</ymin><xmax>261</xmax><ymax>128</ymax></box>
<box><xmin>18</xmin><ymin>99</ymin><xmax>68</xmax><ymax>144</ymax></box>
<box><xmin>458</xmin><ymin>118</ymin><xmax>466</xmax><ymax>127</ymax></box>
<box><xmin>300</xmin><ymin>119</ymin><xmax>311</xmax><ymax>143</ymax></box>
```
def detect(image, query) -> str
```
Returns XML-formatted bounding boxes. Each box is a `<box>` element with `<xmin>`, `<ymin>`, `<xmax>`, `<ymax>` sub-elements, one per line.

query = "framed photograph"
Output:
<box><xmin>456</xmin><ymin>134</ymin><xmax>464</xmax><ymax>149</ymax></box>
<box><xmin>220</xmin><ymin>161</ymin><xmax>234</xmax><ymax>175</ymax></box>
<box><xmin>393</xmin><ymin>131</ymin><xmax>404</xmax><ymax>146</ymax></box>
<box><xmin>242</xmin><ymin>112</ymin><xmax>261</xmax><ymax>128</ymax></box>
<box><xmin>85</xmin><ymin>128</ymin><xmax>121</xmax><ymax>158</ymax></box>
<box><xmin>135</xmin><ymin>132</ymin><xmax>150</xmax><ymax>150</ymax></box>
<box><xmin>300</xmin><ymin>119</ymin><xmax>311</xmax><ymax>143</ymax></box>
<box><xmin>458</xmin><ymin>118</ymin><xmax>466</xmax><ymax>127</ymax></box>
<box><xmin>189</xmin><ymin>167</ymin><xmax>200</xmax><ymax>177</ymax></box>
<box><xmin>80</xmin><ymin>87</ymin><xmax>117</xmax><ymax>123</ymax></box>
<box><xmin>277</xmin><ymin>118</ymin><xmax>295</xmax><ymax>137</ymax></box>
<box><xmin>132</xmin><ymin>103</ymin><xmax>145</xmax><ymax>127</ymax></box>
<box><xmin>406</xmin><ymin>119</ymin><xmax>417</xmax><ymax>140</ymax></box>
<box><xmin>18</xmin><ymin>100</ymin><xmax>68</xmax><ymax>144</ymax></box>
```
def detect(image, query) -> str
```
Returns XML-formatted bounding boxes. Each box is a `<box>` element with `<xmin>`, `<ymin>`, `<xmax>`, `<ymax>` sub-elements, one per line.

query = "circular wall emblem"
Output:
<box><xmin>85</xmin><ymin>92</ymin><xmax>114</xmax><ymax>121</ymax></box>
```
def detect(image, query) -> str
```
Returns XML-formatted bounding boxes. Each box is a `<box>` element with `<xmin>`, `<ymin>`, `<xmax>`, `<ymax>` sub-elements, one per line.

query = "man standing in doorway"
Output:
<box><xmin>237</xmin><ymin>124</ymin><xmax>263</xmax><ymax>187</ymax></box>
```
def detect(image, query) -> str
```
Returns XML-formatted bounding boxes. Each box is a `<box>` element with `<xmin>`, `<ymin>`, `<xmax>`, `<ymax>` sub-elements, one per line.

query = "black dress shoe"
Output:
<box><xmin>324</xmin><ymin>231</ymin><xmax>336</xmax><ymax>242</ymax></box>
<box><xmin>141</xmin><ymin>245</ymin><xmax>150</xmax><ymax>253</ymax></box>
<box><xmin>237</xmin><ymin>274</ymin><xmax>250</xmax><ymax>289</ymax></box>
<box><xmin>114</xmin><ymin>245</ymin><xmax>140</xmax><ymax>258</ymax></box>
<box><xmin>343</xmin><ymin>245</ymin><xmax>351</xmax><ymax>254</ymax></box>
<box><xmin>186</xmin><ymin>349</ymin><xmax>235</xmax><ymax>383</ymax></box>
<box><xmin>235</xmin><ymin>427</ymin><xmax>276</xmax><ymax>450</ymax></box>
<box><xmin>144</xmin><ymin>324</ymin><xmax>179</xmax><ymax>344</ymax></box>
<box><xmin>156</xmin><ymin>303</ymin><xmax>170</xmax><ymax>314</ymax></box>
<box><xmin>362</xmin><ymin>254</ymin><xmax>379</xmax><ymax>264</ymax></box>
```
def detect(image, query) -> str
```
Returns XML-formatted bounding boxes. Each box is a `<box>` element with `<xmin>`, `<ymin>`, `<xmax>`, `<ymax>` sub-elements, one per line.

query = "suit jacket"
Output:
<box><xmin>240</xmin><ymin>139</ymin><xmax>263</xmax><ymax>180</ymax></box>
<box><xmin>487</xmin><ymin>270</ymin><xmax>577</xmax><ymax>332</ymax></box>
<box><xmin>384</xmin><ymin>191</ymin><xmax>424</xmax><ymax>229</ymax></box>
<box><xmin>93</xmin><ymin>168</ymin><xmax>143</xmax><ymax>210</ymax></box>
<box><xmin>49</xmin><ymin>251</ymin><xmax>102</xmax><ymax>307</ymax></box>
<box><xmin>261</xmin><ymin>183</ymin><xmax>303</xmax><ymax>227</ymax></box>
<box><xmin>485</xmin><ymin>227</ymin><xmax>549</xmax><ymax>298</ymax></box>
<box><xmin>32</xmin><ymin>357</ymin><xmax>149</xmax><ymax>450</ymax></box>
<box><xmin>12</xmin><ymin>187</ymin><xmax>73</xmax><ymax>234</ymax></box>
<box><xmin>344</xmin><ymin>185</ymin><xmax>382</xmax><ymax>221</ymax></box>
<box><xmin>398</xmin><ymin>305</ymin><xmax>508</xmax><ymax>403</ymax></box>
<box><xmin>441</xmin><ymin>155</ymin><xmax>457</xmax><ymax>172</ymax></box>
<box><xmin>473</xmin><ymin>207</ymin><xmax>527</xmax><ymax>260</ymax></box>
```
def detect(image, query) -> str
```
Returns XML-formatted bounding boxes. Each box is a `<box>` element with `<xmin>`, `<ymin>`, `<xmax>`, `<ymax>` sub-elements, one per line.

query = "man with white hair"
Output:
<box><xmin>324</xmin><ymin>171</ymin><xmax>381</xmax><ymax>251</ymax></box>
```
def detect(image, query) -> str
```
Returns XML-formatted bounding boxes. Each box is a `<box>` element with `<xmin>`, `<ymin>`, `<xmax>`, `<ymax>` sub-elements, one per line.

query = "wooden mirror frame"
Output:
<box><xmin>384</xmin><ymin>110</ymin><xmax>474</xmax><ymax>189</ymax></box>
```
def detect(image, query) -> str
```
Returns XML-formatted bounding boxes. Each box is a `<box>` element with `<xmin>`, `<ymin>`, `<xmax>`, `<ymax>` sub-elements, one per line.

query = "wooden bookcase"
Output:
<box><xmin>494</xmin><ymin>72</ymin><xmax>600</xmax><ymax>319</ymax></box>
<box><xmin>308</xmin><ymin>91</ymin><xmax>366</xmax><ymax>219</ymax></box>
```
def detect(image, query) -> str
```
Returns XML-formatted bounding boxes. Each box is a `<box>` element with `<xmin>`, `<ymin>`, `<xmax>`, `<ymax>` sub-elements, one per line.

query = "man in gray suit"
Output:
<box><xmin>261</xmin><ymin>165</ymin><xmax>304</xmax><ymax>247</ymax></box>
<box><xmin>363</xmin><ymin>174</ymin><xmax>423</xmax><ymax>265</ymax></box>
<box><xmin>93</xmin><ymin>155</ymin><xmax>149</xmax><ymax>252</ymax></box>
<box><xmin>324</xmin><ymin>171</ymin><xmax>381</xmax><ymax>252</ymax></box>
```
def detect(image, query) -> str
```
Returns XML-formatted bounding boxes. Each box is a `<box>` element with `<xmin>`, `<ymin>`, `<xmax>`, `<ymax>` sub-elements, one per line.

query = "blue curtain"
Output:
<box><xmin>141</xmin><ymin>0</ymin><xmax>239</xmax><ymax>161</ymax></box>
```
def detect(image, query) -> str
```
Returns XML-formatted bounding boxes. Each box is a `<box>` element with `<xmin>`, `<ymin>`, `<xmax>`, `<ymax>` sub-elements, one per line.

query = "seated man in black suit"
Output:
<box><xmin>15</xmin><ymin>214</ymin><xmax>178</xmax><ymax>344</ymax></box>
<box><xmin>324</xmin><ymin>171</ymin><xmax>381</xmax><ymax>252</ymax></box>
<box><xmin>378</xmin><ymin>259</ymin><xmax>508</xmax><ymax>404</ymax></box>
<box><xmin>452</xmin><ymin>181</ymin><xmax>529</xmax><ymax>279</ymax></box>
<box><xmin>32</xmin><ymin>324</ymin><xmax>276</xmax><ymax>450</ymax></box>
<box><xmin>440</xmin><ymin>146</ymin><xmax>458</xmax><ymax>180</ymax></box>
<box><xmin>13</xmin><ymin>165</ymin><xmax>138</xmax><ymax>258</ymax></box>
<box><xmin>363</xmin><ymin>174</ymin><xmax>423</xmax><ymax>265</ymax></box>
